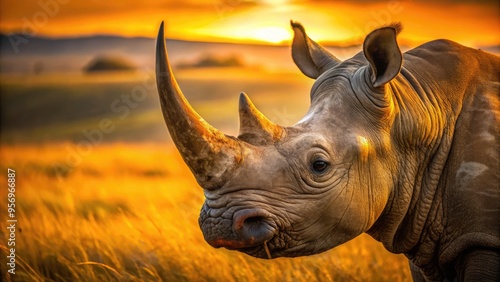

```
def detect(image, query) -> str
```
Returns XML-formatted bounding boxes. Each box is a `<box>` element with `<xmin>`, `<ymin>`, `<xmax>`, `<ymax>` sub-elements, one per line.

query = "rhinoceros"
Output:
<box><xmin>155</xmin><ymin>21</ymin><xmax>500</xmax><ymax>281</ymax></box>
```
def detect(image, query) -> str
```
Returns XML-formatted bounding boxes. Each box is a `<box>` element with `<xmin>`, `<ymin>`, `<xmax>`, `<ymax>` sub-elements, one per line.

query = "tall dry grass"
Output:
<box><xmin>0</xmin><ymin>144</ymin><xmax>410</xmax><ymax>281</ymax></box>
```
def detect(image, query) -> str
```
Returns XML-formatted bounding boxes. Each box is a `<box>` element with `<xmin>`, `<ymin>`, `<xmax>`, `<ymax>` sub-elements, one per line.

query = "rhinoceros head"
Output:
<box><xmin>156</xmin><ymin>21</ymin><xmax>403</xmax><ymax>258</ymax></box>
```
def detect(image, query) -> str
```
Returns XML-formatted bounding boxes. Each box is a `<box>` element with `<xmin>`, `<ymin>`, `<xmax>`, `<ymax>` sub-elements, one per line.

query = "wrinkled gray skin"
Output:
<box><xmin>155</xmin><ymin>21</ymin><xmax>500</xmax><ymax>281</ymax></box>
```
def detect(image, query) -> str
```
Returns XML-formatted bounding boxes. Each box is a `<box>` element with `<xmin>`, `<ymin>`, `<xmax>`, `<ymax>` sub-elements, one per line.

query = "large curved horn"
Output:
<box><xmin>238</xmin><ymin>92</ymin><xmax>283</xmax><ymax>145</ymax></box>
<box><xmin>156</xmin><ymin>22</ymin><xmax>241</xmax><ymax>190</ymax></box>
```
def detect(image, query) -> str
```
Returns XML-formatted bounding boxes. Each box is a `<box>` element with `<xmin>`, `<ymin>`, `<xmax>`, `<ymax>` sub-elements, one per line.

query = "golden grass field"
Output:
<box><xmin>0</xmin><ymin>143</ymin><xmax>411</xmax><ymax>281</ymax></box>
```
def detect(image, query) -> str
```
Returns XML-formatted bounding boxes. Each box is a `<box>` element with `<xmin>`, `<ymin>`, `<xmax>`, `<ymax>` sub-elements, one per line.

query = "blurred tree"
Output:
<box><xmin>84</xmin><ymin>56</ymin><xmax>136</xmax><ymax>72</ymax></box>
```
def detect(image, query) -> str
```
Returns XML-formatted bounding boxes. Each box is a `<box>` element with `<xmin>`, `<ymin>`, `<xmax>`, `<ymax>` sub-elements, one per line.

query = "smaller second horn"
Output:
<box><xmin>238</xmin><ymin>92</ymin><xmax>283</xmax><ymax>145</ymax></box>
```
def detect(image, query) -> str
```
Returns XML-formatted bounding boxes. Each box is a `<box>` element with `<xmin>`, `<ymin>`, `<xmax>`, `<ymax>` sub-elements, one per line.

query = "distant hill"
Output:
<box><xmin>84</xmin><ymin>56</ymin><xmax>137</xmax><ymax>72</ymax></box>
<box><xmin>177</xmin><ymin>53</ymin><xmax>246</xmax><ymax>69</ymax></box>
<box><xmin>0</xmin><ymin>33</ymin><xmax>366</xmax><ymax>75</ymax></box>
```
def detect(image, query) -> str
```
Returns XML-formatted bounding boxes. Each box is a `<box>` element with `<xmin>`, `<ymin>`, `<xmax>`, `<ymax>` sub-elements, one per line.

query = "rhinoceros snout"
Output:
<box><xmin>201</xmin><ymin>208</ymin><xmax>277</xmax><ymax>251</ymax></box>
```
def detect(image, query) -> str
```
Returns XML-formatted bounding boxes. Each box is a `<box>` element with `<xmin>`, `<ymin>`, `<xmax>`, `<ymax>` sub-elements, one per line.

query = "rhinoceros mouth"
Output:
<box><xmin>237</xmin><ymin>244</ymin><xmax>272</xmax><ymax>258</ymax></box>
<box><xmin>207</xmin><ymin>237</ymin><xmax>276</xmax><ymax>259</ymax></box>
<box><xmin>208</xmin><ymin>237</ymin><xmax>272</xmax><ymax>250</ymax></box>
<box><xmin>230</xmin><ymin>229</ymin><xmax>297</xmax><ymax>259</ymax></box>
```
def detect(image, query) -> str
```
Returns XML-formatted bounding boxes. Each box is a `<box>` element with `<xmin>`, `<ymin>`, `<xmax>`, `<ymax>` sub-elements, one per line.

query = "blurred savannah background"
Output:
<box><xmin>0</xmin><ymin>0</ymin><xmax>498</xmax><ymax>281</ymax></box>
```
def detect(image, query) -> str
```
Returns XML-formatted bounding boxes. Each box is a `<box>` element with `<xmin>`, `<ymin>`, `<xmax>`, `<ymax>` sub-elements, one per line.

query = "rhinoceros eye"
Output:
<box><xmin>311</xmin><ymin>160</ymin><xmax>329</xmax><ymax>173</ymax></box>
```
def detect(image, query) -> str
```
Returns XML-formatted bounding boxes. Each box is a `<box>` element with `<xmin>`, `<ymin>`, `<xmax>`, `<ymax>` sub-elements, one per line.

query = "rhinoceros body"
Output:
<box><xmin>155</xmin><ymin>21</ymin><xmax>500</xmax><ymax>281</ymax></box>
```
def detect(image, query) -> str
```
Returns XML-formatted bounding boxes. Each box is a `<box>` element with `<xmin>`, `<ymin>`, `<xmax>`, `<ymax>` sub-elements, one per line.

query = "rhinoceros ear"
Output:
<box><xmin>291</xmin><ymin>21</ymin><xmax>340</xmax><ymax>79</ymax></box>
<box><xmin>363</xmin><ymin>23</ymin><xmax>403</xmax><ymax>87</ymax></box>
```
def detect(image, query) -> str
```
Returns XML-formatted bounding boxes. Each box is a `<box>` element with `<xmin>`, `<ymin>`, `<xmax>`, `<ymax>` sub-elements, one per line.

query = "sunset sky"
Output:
<box><xmin>0</xmin><ymin>0</ymin><xmax>498</xmax><ymax>47</ymax></box>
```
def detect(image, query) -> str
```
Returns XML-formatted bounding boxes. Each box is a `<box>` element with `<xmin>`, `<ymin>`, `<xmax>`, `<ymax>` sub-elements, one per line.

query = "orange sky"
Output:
<box><xmin>0</xmin><ymin>0</ymin><xmax>498</xmax><ymax>47</ymax></box>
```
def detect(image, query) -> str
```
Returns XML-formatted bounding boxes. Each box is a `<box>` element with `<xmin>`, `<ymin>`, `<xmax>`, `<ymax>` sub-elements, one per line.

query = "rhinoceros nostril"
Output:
<box><xmin>233</xmin><ymin>209</ymin><xmax>269</xmax><ymax>231</ymax></box>
<box><xmin>242</xmin><ymin>216</ymin><xmax>267</xmax><ymax>232</ymax></box>
<box><xmin>203</xmin><ymin>208</ymin><xmax>276</xmax><ymax>251</ymax></box>
<box><xmin>244</xmin><ymin>216</ymin><xmax>264</xmax><ymax>225</ymax></box>
<box><xmin>231</xmin><ymin>209</ymin><xmax>276</xmax><ymax>246</ymax></box>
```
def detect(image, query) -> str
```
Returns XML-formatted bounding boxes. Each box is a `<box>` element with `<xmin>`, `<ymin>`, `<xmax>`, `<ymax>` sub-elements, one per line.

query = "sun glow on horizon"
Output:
<box><xmin>0</xmin><ymin>1</ymin><xmax>498</xmax><ymax>47</ymax></box>
<box><xmin>261</xmin><ymin>0</ymin><xmax>289</xmax><ymax>5</ymax></box>
<box><xmin>249</xmin><ymin>26</ymin><xmax>292</xmax><ymax>44</ymax></box>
